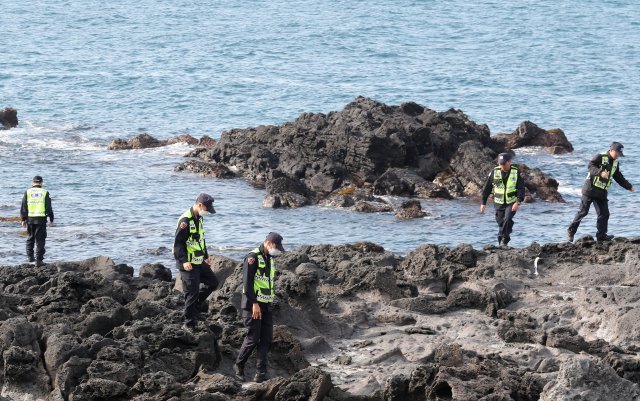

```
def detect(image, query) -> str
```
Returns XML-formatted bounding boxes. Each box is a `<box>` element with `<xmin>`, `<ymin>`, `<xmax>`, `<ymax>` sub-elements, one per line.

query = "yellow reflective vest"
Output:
<box><xmin>592</xmin><ymin>153</ymin><xmax>618</xmax><ymax>190</ymax></box>
<box><xmin>250</xmin><ymin>247</ymin><xmax>275</xmax><ymax>303</ymax></box>
<box><xmin>176</xmin><ymin>209</ymin><xmax>206</xmax><ymax>264</ymax></box>
<box><xmin>492</xmin><ymin>166</ymin><xmax>518</xmax><ymax>205</ymax></box>
<box><xmin>27</xmin><ymin>188</ymin><xmax>48</xmax><ymax>217</ymax></box>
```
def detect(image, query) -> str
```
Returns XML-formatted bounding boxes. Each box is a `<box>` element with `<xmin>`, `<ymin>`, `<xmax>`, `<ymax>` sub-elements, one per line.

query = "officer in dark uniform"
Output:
<box><xmin>20</xmin><ymin>175</ymin><xmax>54</xmax><ymax>266</ymax></box>
<box><xmin>173</xmin><ymin>193</ymin><xmax>219</xmax><ymax>329</ymax></box>
<box><xmin>234</xmin><ymin>232</ymin><xmax>285</xmax><ymax>383</ymax></box>
<box><xmin>480</xmin><ymin>153</ymin><xmax>526</xmax><ymax>247</ymax></box>
<box><xmin>567</xmin><ymin>142</ymin><xmax>634</xmax><ymax>242</ymax></box>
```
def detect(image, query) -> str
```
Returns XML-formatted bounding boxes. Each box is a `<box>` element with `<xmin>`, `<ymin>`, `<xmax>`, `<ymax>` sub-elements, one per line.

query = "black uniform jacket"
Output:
<box><xmin>240</xmin><ymin>244</ymin><xmax>273</xmax><ymax>312</ymax></box>
<box><xmin>20</xmin><ymin>186</ymin><xmax>54</xmax><ymax>224</ymax></box>
<box><xmin>481</xmin><ymin>166</ymin><xmax>526</xmax><ymax>206</ymax></box>
<box><xmin>582</xmin><ymin>153</ymin><xmax>632</xmax><ymax>199</ymax></box>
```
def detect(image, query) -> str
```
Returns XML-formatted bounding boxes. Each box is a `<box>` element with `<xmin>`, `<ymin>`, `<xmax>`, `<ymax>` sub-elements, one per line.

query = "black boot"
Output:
<box><xmin>233</xmin><ymin>363</ymin><xmax>245</xmax><ymax>381</ymax></box>
<box><xmin>254</xmin><ymin>372</ymin><xmax>267</xmax><ymax>383</ymax></box>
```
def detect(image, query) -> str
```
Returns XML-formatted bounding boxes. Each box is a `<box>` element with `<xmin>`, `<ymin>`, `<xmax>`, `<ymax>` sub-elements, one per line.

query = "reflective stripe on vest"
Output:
<box><xmin>177</xmin><ymin>209</ymin><xmax>206</xmax><ymax>264</ymax></box>
<box><xmin>492</xmin><ymin>166</ymin><xmax>518</xmax><ymax>205</ymax></box>
<box><xmin>592</xmin><ymin>153</ymin><xmax>618</xmax><ymax>190</ymax></box>
<box><xmin>27</xmin><ymin>188</ymin><xmax>47</xmax><ymax>218</ymax></box>
<box><xmin>251</xmin><ymin>247</ymin><xmax>276</xmax><ymax>303</ymax></box>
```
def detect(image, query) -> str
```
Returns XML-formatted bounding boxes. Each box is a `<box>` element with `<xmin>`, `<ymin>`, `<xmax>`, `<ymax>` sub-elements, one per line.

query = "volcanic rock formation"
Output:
<box><xmin>177</xmin><ymin>97</ymin><xmax>568</xmax><ymax>211</ymax></box>
<box><xmin>2</xmin><ymin>237</ymin><xmax>640</xmax><ymax>400</ymax></box>
<box><xmin>108</xmin><ymin>133</ymin><xmax>216</xmax><ymax>150</ymax></box>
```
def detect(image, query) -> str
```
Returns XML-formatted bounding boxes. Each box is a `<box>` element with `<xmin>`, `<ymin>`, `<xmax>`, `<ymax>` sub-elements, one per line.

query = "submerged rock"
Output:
<box><xmin>0</xmin><ymin>107</ymin><xmax>18</xmax><ymax>129</ymax></box>
<box><xmin>108</xmin><ymin>133</ymin><xmax>213</xmax><ymax>150</ymax></box>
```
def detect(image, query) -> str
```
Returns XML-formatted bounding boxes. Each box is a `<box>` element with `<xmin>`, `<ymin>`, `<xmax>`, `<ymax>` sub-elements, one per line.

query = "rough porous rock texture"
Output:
<box><xmin>108</xmin><ymin>133</ymin><xmax>217</xmax><ymax>150</ymax></box>
<box><xmin>0</xmin><ymin>107</ymin><xmax>18</xmax><ymax>129</ymax></box>
<box><xmin>3</xmin><ymin>237</ymin><xmax>640</xmax><ymax>400</ymax></box>
<box><xmin>492</xmin><ymin>121</ymin><xmax>574</xmax><ymax>154</ymax></box>
<box><xmin>179</xmin><ymin>97</ymin><xmax>566</xmax><ymax>210</ymax></box>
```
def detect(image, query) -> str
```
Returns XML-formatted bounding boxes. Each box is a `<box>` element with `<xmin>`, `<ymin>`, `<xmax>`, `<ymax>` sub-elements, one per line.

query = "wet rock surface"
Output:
<box><xmin>492</xmin><ymin>121</ymin><xmax>574</xmax><ymax>154</ymax></box>
<box><xmin>108</xmin><ymin>133</ymin><xmax>217</xmax><ymax>150</ymax></box>
<box><xmin>178</xmin><ymin>97</ymin><xmax>568</xmax><ymax>211</ymax></box>
<box><xmin>0</xmin><ymin>107</ymin><xmax>18</xmax><ymax>129</ymax></box>
<box><xmin>2</xmin><ymin>238</ymin><xmax>640</xmax><ymax>400</ymax></box>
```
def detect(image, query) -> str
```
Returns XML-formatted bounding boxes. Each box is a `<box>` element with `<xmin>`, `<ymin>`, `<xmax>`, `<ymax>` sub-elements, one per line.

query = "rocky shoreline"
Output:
<box><xmin>2</xmin><ymin>238</ymin><xmax>640</xmax><ymax>400</ymax></box>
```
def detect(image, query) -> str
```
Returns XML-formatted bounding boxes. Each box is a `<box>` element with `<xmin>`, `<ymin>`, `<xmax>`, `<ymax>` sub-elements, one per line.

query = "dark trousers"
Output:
<box><xmin>568</xmin><ymin>195</ymin><xmax>609</xmax><ymax>239</ymax></box>
<box><xmin>495</xmin><ymin>204</ymin><xmax>517</xmax><ymax>244</ymax></box>
<box><xmin>26</xmin><ymin>223</ymin><xmax>47</xmax><ymax>261</ymax></box>
<box><xmin>179</xmin><ymin>263</ymin><xmax>219</xmax><ymax>325</ymax></box>
<box><xmin>235</xmin><ymin>308</ymin><xmax>273</xmax><ymax>375</ymax></box>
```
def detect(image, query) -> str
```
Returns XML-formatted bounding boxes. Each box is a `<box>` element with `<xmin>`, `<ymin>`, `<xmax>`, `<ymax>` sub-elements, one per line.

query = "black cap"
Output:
<box><xmin>610</xmin><ymin>142</ymin><xmax>624</xmax><ymax>157</ymax></box>
<box><xmin>32</xmin><ymin>175</ymin><xmax>43</xmax><ymax>183</ymax></box>
<box><xmin>266</xmin><ymin>232</ymin><xmax>285</xmax><ymax>252</ymax></box>
<box><xmin>196</xmin><ymin>193</ymin><xmax>216</xmax><ymax>213</ymax></box>
<box><xmin>498</xmin><ymin>153</ymin><xmax>512</xmax><ymax>165</ymax></box>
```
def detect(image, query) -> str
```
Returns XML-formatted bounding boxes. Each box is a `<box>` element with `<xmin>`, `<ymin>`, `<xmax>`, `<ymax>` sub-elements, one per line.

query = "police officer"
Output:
<box><xmin>234</xmin><ymin>232</ymin><xmax>284</xmax><ymax>383</ymax></box>
<box><xmin>567</xmin><ymin>142</ymin><xmax>634</xmax><ymax>242</ymax></box>
<box><xmin>480</xmin><ymin>153</ymin><xmax>526</xmax><ymax>247</ymax></box>
<box><xmin>20</xmin><ymin>176</ymin><xmax>54</xmax><ymax>266</ymax></box>
<box><xmin>173</xmin><ymin>193</ymin><xmax>219</xmax><ymax>329</ymax></box>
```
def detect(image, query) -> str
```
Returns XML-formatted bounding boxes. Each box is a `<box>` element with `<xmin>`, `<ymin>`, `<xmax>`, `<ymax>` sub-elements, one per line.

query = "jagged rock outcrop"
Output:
<box><xmin>0</xmin><ymin>107</ymin><xmax>18</xmax><ymax>129</ymax></box>
<box><xmin>493</xmin><ymin>121</ymin><xmax>574</xmax><ymax>154</ymax></box>
<box><xmin>394</xmin><ymin>199</ymin><xmax>428</xmax><ymax>220</ymax></box>
<box><xmin>180</xmin><ymin>97</ymin><xmax>568</xmax><ymax>211</ymax></box>
<box><xmin>3</xmin><ymin>237</ymin><xmax>640</xmax><ymax>399</ymax></box>
<box><xmin>108</xmin><ymin>133</ymin><xmax>216</xmax><ymax>150</ymax></box>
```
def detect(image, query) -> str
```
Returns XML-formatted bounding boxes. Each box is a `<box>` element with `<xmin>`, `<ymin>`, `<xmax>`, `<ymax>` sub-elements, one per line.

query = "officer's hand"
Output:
<box><xmin>601</xmin><ymin>171</ymin><xmax>609</xmax><ymax>179</ymax></box>
<box><xmin>631</xmin><ymin>186</ymin><xmax>636</xmax><ymax>192</ymax></box>
<box><xmin>252</xmin><ymin>303</ymin><xmax>262</xmax><ymax>320</ymax></box>
<box><xmin>183</xmin><ymin>262</ymin><xmax>193</xmax><ymax>271</ymax></box>
<box><xmin>204</xmin><ymin>256</ymin><xmax>212</xmax><ymax>266</ymax></box>
<box><xmin>480</xmin><ymin>204</ymin><xmax>486</xmax><ymax>213</ymax></box>
<box><xmin>512</xmin><ymin>202</ymin><xmax>520</xmax><ymax>212</ymax></box>
<box><xmin>49</xmin><ymin>221</ymin><xmax>54</xmax><ymax>227</ymax></box>
<box><xmin>20</xmin><ymin>221</ymin><xmax>26</xmax><ymax>228</ymax></box>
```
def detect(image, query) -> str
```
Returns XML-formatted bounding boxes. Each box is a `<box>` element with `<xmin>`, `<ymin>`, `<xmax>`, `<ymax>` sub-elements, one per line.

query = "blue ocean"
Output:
<box><xmin>1</xmin><ymin>0</ymin><xmax>639</xmax><ymax>269</ymax></box>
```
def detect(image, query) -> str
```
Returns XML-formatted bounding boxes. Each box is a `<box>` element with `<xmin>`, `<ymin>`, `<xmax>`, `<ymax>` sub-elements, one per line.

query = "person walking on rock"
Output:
<box><xmin>173</xmin><ymin>193</ymin><xmax>219</xmax><ymax>330</ymax></box>
<box><xmin>567</xmin><ymin>142</ymin><xmax>634</xmax><ymax>242</ymax></box>
<box><xmin>234</xmin><ymin>232</ymin><xmax>285</xmax><ymax>383</ymax></box>
<box><xmin>20</xmin><ymin>175</ymin><xmax>54</xmax><ymax>266</ymax></box>
<box><xmin>480</xmin><ymin>153</ymin><xmax>525</xmax><ymax>247</ymax></box>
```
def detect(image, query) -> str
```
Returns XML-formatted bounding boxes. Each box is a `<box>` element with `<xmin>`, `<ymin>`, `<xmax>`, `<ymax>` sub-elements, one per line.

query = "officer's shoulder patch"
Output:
<box><xmin>179</xmin><ymin>222</ymin><xmax>188</xmax><ymax>230</ymax></box>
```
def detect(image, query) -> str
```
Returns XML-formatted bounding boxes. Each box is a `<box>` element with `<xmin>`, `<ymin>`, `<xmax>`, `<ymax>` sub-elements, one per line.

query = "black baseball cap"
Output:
<box><xmin>196</xmin><ymin>193</ymin><xmax>216</xmax><ymax>213</ymax></box>
<box><xmin>266</xmin><ymin>232</ymin><xmax>285</xmax><ymax>252</ymax></box>
<box><xmin>32</xmin><ymin>175</ymin><xmax>43</xmax><ymax>183</ymax></box>
<box><xmin>498</xmin><ymin>153</ymin><xmax>512</xmax><ymax>165</ymax></box>
<box><xmin>610</xmin><ymin>142</ymin><xmax>624</xmax><ymax>157</ymax></box>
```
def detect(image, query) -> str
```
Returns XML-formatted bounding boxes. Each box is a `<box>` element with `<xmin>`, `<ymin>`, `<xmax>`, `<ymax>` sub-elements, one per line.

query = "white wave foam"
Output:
<box><xmin>557</xmin><ymin>180</ymin><xmax>582</xmax><ymax>197</ymax></box>
<box><xmin>0</xmin><ymin>122</ymin><xmax>103</xmax><ymax>151</ymax></box>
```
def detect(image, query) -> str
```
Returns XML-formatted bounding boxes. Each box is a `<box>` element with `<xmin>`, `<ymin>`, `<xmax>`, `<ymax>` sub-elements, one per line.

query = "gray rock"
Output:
<box><xmin>493</xmin><ymin>121</ymin><xmax>574</xmax><ymax>154</ymax></box>
<box><xmin>0</xmin><ymin>107</ymin><xmax>18</xmax><ymax>129</ymax></box>
<box><xmin>540</xmin><ymin>357</ymin><xmax>640</xmax><ymax>401</ymax></box>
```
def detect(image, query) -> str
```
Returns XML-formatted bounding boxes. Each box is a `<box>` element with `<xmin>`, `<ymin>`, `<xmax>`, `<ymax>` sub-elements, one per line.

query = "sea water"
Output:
<box><xmin>1</xmin><ymin>0</ymin><xmax>639</xmax><ymax>269</ymax></box>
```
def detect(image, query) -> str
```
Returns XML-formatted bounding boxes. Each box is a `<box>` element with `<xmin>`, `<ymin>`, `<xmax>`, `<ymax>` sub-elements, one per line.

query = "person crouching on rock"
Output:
<box><xmin>567</xmin><ymin>142</ymin><xmax>635</xmax><ymax>242</ymax></box>
<box><xmin>234</xmin><ymin>232</ymin><xmax>285</xmax><ymax>383</ymax></box>
<box><xmin>480</xmin><ymin>153</ymin><xmax>526</xmax><ymax>247</ymax></box>
<box><xmin>21</xmin><ymin>175</ymin><xmax>54</xmax><ymax>267</ymax></box>
<box><xmin>173</xmin><ymin>193</ymin><xmax>219</xmax><ymax>330</ymax></box>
